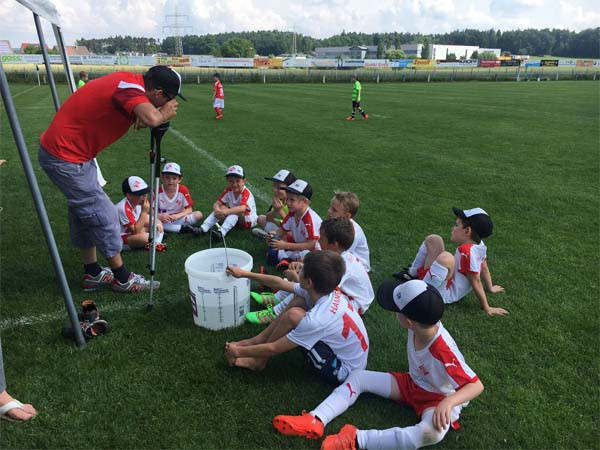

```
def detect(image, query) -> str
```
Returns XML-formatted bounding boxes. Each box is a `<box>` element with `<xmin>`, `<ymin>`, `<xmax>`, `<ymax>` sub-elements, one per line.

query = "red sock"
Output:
<box><xmin>217</xmin><ymin>108</ymin><xmax>222</xmax><ymax>116</ymax></box>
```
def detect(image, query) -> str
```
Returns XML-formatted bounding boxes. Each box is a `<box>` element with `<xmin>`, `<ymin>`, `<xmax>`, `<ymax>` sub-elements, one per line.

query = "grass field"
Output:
<box><xmin>0</xmin><ymin>80</ymin><xmax>598</xmax><ymax>448</ymax></box>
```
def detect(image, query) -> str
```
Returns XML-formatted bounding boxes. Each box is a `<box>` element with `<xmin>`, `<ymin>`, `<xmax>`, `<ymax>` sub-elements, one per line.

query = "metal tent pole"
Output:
<box><xmin>0</xmin><ymin>61</ymin><xmax>85</xmax><ymax>347</ymax></box>
<box><xmin>33</xmin><ymin>12</ymin><xmax>60</xmax><ymax>111</ymax></box>
<box><xmin>52</xmin><ymin>24</ymin><xmax>76</xmax><ymax>94</ymax></box>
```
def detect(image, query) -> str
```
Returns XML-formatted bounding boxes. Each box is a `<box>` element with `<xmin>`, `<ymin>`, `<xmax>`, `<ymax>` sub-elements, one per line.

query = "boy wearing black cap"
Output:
<box><xmin>115</xmin><ymin>176</ymin><xmax>165</xmax><ymax>252</ymax></box>
<box><xmin>266</xmin><ymin>179</ymin><xmax>322</xmax><ymax>270</ymax></box>
<box><xmin>199</xmin><ymin>165</ymin><xmax>257</xmax><ymax>237</ymax></box>
<box><xmin>253</xmin><ymin>169</ymin><xmax>297</xmax><ymax>237</ymax></box>
<box><xmin>395</xmin><ymin>207</ymin><xmax>507</xmax><ymax>317</ymax></box>
<box><xmin>273</xmin><ymin>280</ymin><xmax>484</xmax><ymax>450</ymax></box>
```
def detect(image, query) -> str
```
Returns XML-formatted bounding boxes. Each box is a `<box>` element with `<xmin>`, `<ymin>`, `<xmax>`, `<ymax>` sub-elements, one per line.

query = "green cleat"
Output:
<box><xmin>246</xmin><ymin>306</ymin><xmax>277</xmax><ymax>325</ymax></box>
<box><xmin>250</xmin><ymin>291</ymin><xmax>279</xmax><ymax>307</ymax></box>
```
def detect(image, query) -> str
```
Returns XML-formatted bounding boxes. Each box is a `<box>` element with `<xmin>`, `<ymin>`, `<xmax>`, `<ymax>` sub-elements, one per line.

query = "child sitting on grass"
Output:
<box><xmin>199</xmin><ymin>165</ymin><xmax>257</xmax><ymax>238</ymax></box>
<box><xmin>225</xmin><ymin>250</ymin><xmax>369</xmax><ymax>385</ymax></box>
<box><xmin>248</xmin><ymin>217</ymin><xmax>374</xmax><ymax>324</ymax></box>
<box><xmin>115</xmin><ymin>176</ymin><xmax>165</xmax><ymax>251</ymax></box>
<box><xmin>156</xmin><ymin>162</ymin><xmax>203</xmax><ymax>234</ymax></box>
<box><xmin>272</xmin><ymin>279</ymin><xmax>484</xmax><ymax>450</ymax></box>
<box><xmin>252</xmin><ymin>169</ymin><xmax>296</xmax><ymax>237</ymax></box>
<box><xmin>265</xmin><ymin>179</ymin><xmax>322</xmax><ymax>270</ymax></box>
<box><xmin>394</xmin><ymin>207</ymin><xmax>507</xmax><ymax>317</ymax></box>
<box><xmin>327</xmin><ymin>191</ymin><xmax>370</xmax><ymax>272</ymax></box>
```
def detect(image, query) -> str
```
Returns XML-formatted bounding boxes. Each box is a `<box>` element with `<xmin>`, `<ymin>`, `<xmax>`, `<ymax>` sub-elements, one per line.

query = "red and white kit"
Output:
<box><xmin>213</xmin><ymin>79</ymin><xmax>224</xmax><ymax>109</ymax></box>
<box><xmin>157</xmin><ymin>184</ymin><xmax>200</xmax><ymax>232</ymax></box>
<box><xmin>115</xmin><ymin>198</ymin><xmax>142</xmax><ymax>245</ymax></box>
<box><xmin>419</xmin><ymin>242</ymin><xmax>487</xmax><ymax>304</ymax></box>
<box><xmin>287</xmin><ymin>284</ymin><xmax>369</xmax><ymax>382</ymax></box>
<box><xmin>273</xmin><ymin>250</ymin><xmax>374</xmax><ymax>316</ymax></box>
<box><xmin>201</xmin><ymin>186</ymin><xmax>257</xmax><ymax>236</ymax></box>
<box><xmin>279</xmin><ymin>208</ymin><xmax>322</xmax><ymax>261</ymax></box>
<box><xmin>310</xmin><ymin>322</ymin><xmax>479</xmax><ymax>449</ymax></box>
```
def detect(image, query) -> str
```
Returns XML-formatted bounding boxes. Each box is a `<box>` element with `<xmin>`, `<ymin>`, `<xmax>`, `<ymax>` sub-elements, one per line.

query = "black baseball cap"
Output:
<box><xmin>453</xmin><ymin>207</ymin><xmax>493</xmax><ymax>239</ymax></box>
<box><xmin>284</xmin><ymin>179</ymin><xmax>312</xmax><ymax>200</ymax></box>
<box><xmin>265</xmin><ymin>169</ymin><xmax>297</xmax><ymax>186</ymax></box>
<box><xmin>146</xmin><ymin>65</ymin><xmax>186</xmax><ymax>101</ymax></box>
<box><xmin>377</xmin><ymin>279</ymin><xmax>444</xmax><ymax>325</ymax></box>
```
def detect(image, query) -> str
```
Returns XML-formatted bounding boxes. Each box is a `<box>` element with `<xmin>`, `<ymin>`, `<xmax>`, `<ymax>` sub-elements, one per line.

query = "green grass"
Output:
<box><xmin>1</xmin><ymin>81</ymin><xmax>598</xmax><ymax>448</ymax></box>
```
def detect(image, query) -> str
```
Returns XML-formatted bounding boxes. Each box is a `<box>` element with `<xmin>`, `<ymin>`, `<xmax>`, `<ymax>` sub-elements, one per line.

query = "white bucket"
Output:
<box><xmin>184</xmin><ymin>248</ymin><xmax>253</xmax><ymax>330</ymax></box>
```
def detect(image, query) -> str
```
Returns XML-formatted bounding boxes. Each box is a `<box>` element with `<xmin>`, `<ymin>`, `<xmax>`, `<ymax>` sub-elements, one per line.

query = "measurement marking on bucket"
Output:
<box><xmin>190</xmin><ymin>291</ymin><xmax>198</xmax><ymax>317</ymax></box>
<box><xmin>214</xmin><ymin>287</ymin><xmax>229</xmax><ymax>323</ymax></box>
<box><xmin>233</xmin><ymin>286</ymin><xmax>238</xmax><ymax>326</ymax></box>
<box><xmin>199</xmin><ymin>286</ymin><xmax>211</xmax><ymax>321</ymax></box>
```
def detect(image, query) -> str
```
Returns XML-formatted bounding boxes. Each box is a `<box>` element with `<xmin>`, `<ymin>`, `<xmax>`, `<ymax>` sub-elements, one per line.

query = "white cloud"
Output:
<box><xmin>1</xmin><ymin>0</ymin><xmax>598</xmax><ymax>47</ymax></box>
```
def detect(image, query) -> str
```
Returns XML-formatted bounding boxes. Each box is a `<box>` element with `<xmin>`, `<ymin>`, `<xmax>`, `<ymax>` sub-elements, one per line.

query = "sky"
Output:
<box><xmin>1</xmin><ymin>0</ymin><xmax>599</xmax><ymax>47</ymax></box>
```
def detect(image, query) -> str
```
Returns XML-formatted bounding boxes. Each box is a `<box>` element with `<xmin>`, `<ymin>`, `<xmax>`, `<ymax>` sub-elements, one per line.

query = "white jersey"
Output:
<box><xmin>339</xmin><ymin>251</ymin><xmax>374</xmax><ymax>315</ymax></box>
<box><xmin>217</xmin><ymin>186</ymin><xmax>257</xmax><ymax>221</ymax></box>
<box><xmin>287</xmin><ymin>284</ymin><xmax>369</xmax><ymax>381</ymax></box>
<box><xmin>408</xmin><ymin>322</ymin><xmax>478</xmax><ymax>399</ymax></box>
<box><xmin>115</xmin><ymin>197</ymin><xmax>142</xmax><ymax>236</ymax></box>
<box><xmin>439</xmin><ymin>242</ymin><xmax>487</xmax><ymax>303</ymax></box>
<box><xmin>349</xmin><ymin>219</ymin><xmax>370</xmax><ymax>272</ymax></box>
<box><xmin>281</xmin><ymin>207</ymin><xmax>322</xmax><ymax>243</ymax></box>
<box><xmin>157</xmin><ymin>184</ymin><xmax>193</xmax><ymax>215</ymax></box>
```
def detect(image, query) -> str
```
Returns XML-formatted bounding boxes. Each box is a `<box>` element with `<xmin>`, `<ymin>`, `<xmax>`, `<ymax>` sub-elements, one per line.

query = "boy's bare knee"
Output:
<box><xmin>283</xmin><ymin>306</ymin><xmax>306</xmax><ymax>326</ymax></box>
<box><xmin>257</xmin><ymin>215</ymin><xmax>267</xmax><ymax>228</ymax></box>
<box><xmin>436</xmin><ymin>251</ymin><xmax>454</xmax><ymax>273</ymax></box>
<box><xmin>425</xmin><ymin>234</ymin><xmax>444</xmax><ymax>248</ymax></box>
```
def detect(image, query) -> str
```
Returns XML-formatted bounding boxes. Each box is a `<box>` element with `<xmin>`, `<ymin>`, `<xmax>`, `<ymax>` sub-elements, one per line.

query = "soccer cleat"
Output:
<box><xmin>363</xmin><ymin>114</ymin><xmax>369</xmax><ymax>121</ymax></box>
<box><xmin>210</xmin><ymin>228</ymin><xmax>224</xmax><ymax>240</ymax></box>
<box><xmin>181</xmin><ymin>224</ymin><xmax>204</xmax><ymax>235</ymax></box>
<box><xmin>144</xmin><ymin>242</ymin><xmax>168</xmax><ymax>252</ymax></box>
<box><xmin>345</xmin><ymin>116</ymin><xmax>355</xmax><ymax>121</ymax></box>
<box><xmin>80</xmin><ymin>299</ymin><xmax>99</xmax><ymax>323</ymax></box>
<box><xmin>273</xmin><ymin>411</ymin><xmax>324</xmax><ymax>439</ymax></box>
<box><xmin>245</xmin><ymin>306</ymin><xmax>277</xmax><ymax>324</ymax></box>
<box><xmin>392</xmin><ymin>269</ymin><xmax>415</xmax><ymax>284</ymax></box>
<box><xmin>111</xmin><ymin>272</ymin><xmax>160</xmax><ymax>293</ymax></box>
<box><xmin>276</xmin><ymin>259</ymin><xmax>291</xmax><ymax>272</ymax></box>
<box><xmin>251</xmin><ymin>227</ymin><xmax>269</xmax><ymax>239</ymax></box>
<box><xmin>61</xmin><ymin>319</ymin><xmax>109</xmax><ymax>341</ymax></box>
<box><xmin>321</xmin><ymin>424</ymin><xmax>358</xmax><ymax>450</ymax></box>
<box><xmin>250</xmin><ymin>291</ymin><xmax>279</xmax><ymax>307</ymax></box>
<box><xmin>82</xmin><ymin>267</ymin><xmax>114</xmax><ymax>291</ymax></box>
<box><xmin>215</xmin><ymin>115</ymin><xmax>223</xmax><ymax>120</ymax></box>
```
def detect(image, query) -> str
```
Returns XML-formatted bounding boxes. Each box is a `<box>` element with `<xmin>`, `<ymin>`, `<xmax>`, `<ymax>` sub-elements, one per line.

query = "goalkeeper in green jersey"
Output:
<box><xmin>346</xmin><ymin>75</ymin><xmax>368</xmax><ymax>121</ymax></box>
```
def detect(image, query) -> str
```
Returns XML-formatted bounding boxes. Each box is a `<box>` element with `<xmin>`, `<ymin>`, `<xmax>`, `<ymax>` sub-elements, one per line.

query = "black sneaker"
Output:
<box><xmin>392</xmin><ymin>269</ymin><xmax>415</xmax><ymax>284</ymax></box>
<box><xmin>181</xmin><ymin>224</ymin><xmax>203</xmax><ymax>235</ymax></box>
<box><xmin>210</xmin><ymin>228</ymin><xmax>224</xmax><ymax>240</ymax></box>
<box><xmin>61</xmin><ymin>319</ymin><xmax>109</xmax><ymax>341</ymax></box>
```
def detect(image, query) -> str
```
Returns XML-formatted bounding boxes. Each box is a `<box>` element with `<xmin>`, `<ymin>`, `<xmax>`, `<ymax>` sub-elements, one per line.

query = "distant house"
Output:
<box><xmin>314</xmin><ymin>45</ymin><xmax>381</xmax><ymax>59</ymax></box>
<box><xmin>65</xmin><ymin>45</ymin><xmax>91</xmax><ymax>56</ymax></box>
<box><xmin>0</xmin><ymin>40</ymin><xmax>13</xmax><ymax>55</ymax></box>
<box><xmin>20</xmin><ymin>42</ymin><xmax>50</xmax><ymax>53</ymax></box>
<box><xmin>399</xmin><ymin>44</ymin><xmax>423</xmax><ymax>58</ymax></box>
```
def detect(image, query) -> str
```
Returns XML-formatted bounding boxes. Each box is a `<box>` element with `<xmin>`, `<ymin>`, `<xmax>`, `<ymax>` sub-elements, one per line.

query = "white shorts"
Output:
<box><xmin>213</xmin><ymin>98</ymin><xmax>224</xmax><ymax>108</ymax></box>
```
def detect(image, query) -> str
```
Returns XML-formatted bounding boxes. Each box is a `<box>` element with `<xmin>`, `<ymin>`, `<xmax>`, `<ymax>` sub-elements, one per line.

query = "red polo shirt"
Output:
<box><xmin>40</xmin><ymin>72</ymin><xmax>150</xmax><ymax>163</ymax></box>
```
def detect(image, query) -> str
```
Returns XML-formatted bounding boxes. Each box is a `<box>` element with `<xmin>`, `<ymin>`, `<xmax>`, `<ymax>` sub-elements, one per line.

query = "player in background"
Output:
<box><xmin>77</xmin><ymin>71</ymin><xmax>88</xmax><ymax>89</ymax></box>
<box><xmin>345</xmin><ymin>75</ymin><xmax>368</xmax><ymax>121</ymax></box>
<box><xmin>213</xmin><ymin>72</ymin><xmax>224</xmax><ymax>120</ymax></box>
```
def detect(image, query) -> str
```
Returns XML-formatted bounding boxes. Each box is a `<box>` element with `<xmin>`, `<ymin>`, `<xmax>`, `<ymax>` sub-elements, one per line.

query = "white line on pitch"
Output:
<box><xmin>12</xmin><ymin>86</ymin><xmax>39</xmax><ymax>98</ymax></box>
<box><xmin>368</xmin><ymin>114</ymin><xmax>390</xmax><ymax>119</ymax></box>
<box><xmin>170</xmin><ymin>128</ymin><xmax>272</xmax><ymax>205</ymax></box>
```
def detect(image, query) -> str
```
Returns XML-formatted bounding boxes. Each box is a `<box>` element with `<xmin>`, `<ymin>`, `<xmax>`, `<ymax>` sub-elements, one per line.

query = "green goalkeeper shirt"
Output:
<box><xmin>352</xmin><ymin>80</ymin><xmax>362</xmax><ymax>101</ymax></box>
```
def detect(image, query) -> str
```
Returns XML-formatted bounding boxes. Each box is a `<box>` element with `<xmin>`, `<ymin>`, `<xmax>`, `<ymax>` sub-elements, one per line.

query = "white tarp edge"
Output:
<box><xmin>16</xmin><ymin>0</ymin><xmax>61</xmax><ymax>25</ymax></box>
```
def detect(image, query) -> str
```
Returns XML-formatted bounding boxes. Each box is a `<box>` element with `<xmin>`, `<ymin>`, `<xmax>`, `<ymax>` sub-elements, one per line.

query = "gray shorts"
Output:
<box><xmin>38</xmin><ymin>147</ymin><xmax>122</xmax><ymax>258</ymax></box>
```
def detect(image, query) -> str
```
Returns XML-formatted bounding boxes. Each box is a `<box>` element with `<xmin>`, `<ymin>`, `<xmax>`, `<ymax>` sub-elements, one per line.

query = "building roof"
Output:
<box><xmin>65</xmin><ymin>45</ymin><xmax>91</xmax><ymax>56</ymax></box>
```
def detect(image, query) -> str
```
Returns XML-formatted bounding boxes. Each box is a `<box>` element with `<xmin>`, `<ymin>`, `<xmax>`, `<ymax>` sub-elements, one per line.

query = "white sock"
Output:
<box><xmin>273</xmin><ymin>293</ymin><xmax>293</xmax><ymax>315</ymax></box>
<box><xmin>163</xmin><ymin>223</ymin><xmax>182</xmax><ymax>233</ymax></box>
<box><xmin>311</xmin><ymin>370</ymin><xmax>393</xmax><ymax>426</ymax></box>
<box><xmin>220</xmin><ymin>214</ymin><xmax>239</xmax><ymax>236</ymax></box>
<box><xmin>409</xmin><ymin>242</ymin><xmax>427</xmax><ymax>277</ymax></box>
<box><xmin>356</xmin><ymin>409</ymin><xmax>448</xmax><ymax>450</ymax></box>
<box><xmin>201</xmin><ymin>212</ymin><xmax>218</xmax><ymax>232</ymax></box>
<box><xmin>184</xmin><ymin>213</ymin><xmax>200</xmax><ymax>226</ymax></box>
<box><xmin>155</xmin><ymin>230</ymin><xmax>164</xmax><ymax>244</ymax></box>
<box><xmin>422</xmin><ymin>260</ymin><xmax>449</xmax><ymax>290</ymax></box>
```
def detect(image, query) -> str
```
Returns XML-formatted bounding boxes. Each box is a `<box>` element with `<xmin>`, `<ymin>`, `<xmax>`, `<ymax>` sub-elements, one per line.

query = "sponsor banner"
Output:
<box><xmin>389</xmin><ymin>59</ymin><xmax>414</xmax><ymax>68</ymax></box>
<box><xmin>525</xmin><ymin>61</ymin><xmax>541</xmax><ymax>67</ymax></box>
<box><xmin>214</xmin><ymin>58</ymin><xmax>254</xmax><ymax>67</ymax></box>
<box><xmin>269</xmin><ymin>58</ymin><xmax>283</xmax><ymax>68</ymax></box>
<box><xmin>283</xmin><ymin>58</ymin><xmax>312</xmax><ymax>68</ymax></box>
<box><xmin>1</xmin><ymin>54</ymin><xmax>24</xmax><ymax>63</ymax></box>
<box><xmin>190</xmin><ymin>56</ymin><xmax>215</xmax><ymax>66</ymax></box>
<box><xmin>479</xmin><ymin>60</ymin><xmax>501</xmax><ymax>67</ymax></box>
<box><xmin>413</xmin><ymin>59</ymin><xmax>433</xmax><ymax>66</ymax></box>
<box><xmin>500</xmin><ymin>59</ymin><xmax>521</xmax><ymax>66</ymax></box>
<box><xmin>253</xmin><ymin>57</ymin><xmax>270</xmax><ymax>67</ymax></box>
<box><xmin>540</xmin><ymin>59</ymin><xmax>558</xmax><ymax>67</ymax></box>
<box><xmin>341</xmin><ymin>59</ymin><xmax>365</xmax><ymax>68</ymax></box>
<box><xmin>559</xmin><ymin>59</ymin><xmax>576</xmax><ymax>66</ymax></box>
<box><xmin>155</xmin><ymin>56</ymin><xmax>190</xmax><ymax>66</ymax></box>
<box><xmin>364</xmin><ymin>59</ymin><xmax>389</xmax><ymax>68</ymax></box>
<box><xmin>437</xmin><ymin>60</ymin><xmax>478</xmax><ymax>67</ymax></box>
<box><xmin>85</xmin><ymin>55</ymin><xmax>117</xmax><ymax>65</ymax></box>
<box><xmin>311</xmin><ymin>58</ymin><xmax>336</xmax><ymax>68</ymax></box>
<box><xmin>576</xmin><ymin>59</ymin><xmax>594</xmax><ymax>67</ymax></box>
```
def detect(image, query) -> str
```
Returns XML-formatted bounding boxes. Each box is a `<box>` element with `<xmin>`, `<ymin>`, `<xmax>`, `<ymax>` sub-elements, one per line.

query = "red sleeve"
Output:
<box><xmin>124</xmin><ymin>203</ymin><xmax>137</xmax><ymax>227</ymax></box>
<box><xmin>179</xmin><ymin>185</ymin><xmax>193</xmax><ymax>207</ymax></box>
<box><xmin>302</xmin><ymin>213</ymin><xmax>319</xmax><ymax>240</ymax></box>
<box><xmin>281</xmin><ymin>213</ymin><xmax>293</xmax><ymax>231</ymax></box>
<box><xmin>217</xmin><ymin>188</ymin><xmax>230</xmax><ymax>204</ymax></box>
<box><xmin>457</xmin><ymin>243</ymin><xmax>478</xmax><ymax>275</ymax></box>
<box><xmin>430</xmin><ymin>336</ymin><xmax>479</xmax><ymax>388</ymax></box>
<box><xmin>112</xmin><ymin>88</ymin><xmax>149</xmax><ymax>116</ymax></box>
<box><xmin>240</xmin><ymin>188</ymin><xmax>250</xmax><ymax>208</ymax></box>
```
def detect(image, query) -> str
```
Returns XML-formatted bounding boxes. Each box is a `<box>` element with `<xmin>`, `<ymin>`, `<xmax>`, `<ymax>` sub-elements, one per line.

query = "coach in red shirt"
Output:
<box><xmin>38</xmin><ymin>65</ymin><xmax>185</xmax><ymax>293</ymax></box>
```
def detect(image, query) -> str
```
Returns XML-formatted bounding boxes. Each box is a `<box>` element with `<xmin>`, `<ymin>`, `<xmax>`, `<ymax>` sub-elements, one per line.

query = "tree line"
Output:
<box><xmin>74</xmin><ymin>28</ymin><xmax>599</xmax><ymax>58</ymax></box>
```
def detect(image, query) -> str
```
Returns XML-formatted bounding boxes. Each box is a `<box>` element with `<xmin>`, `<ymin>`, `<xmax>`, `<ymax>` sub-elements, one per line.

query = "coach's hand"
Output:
<box><xmin>159</xmin><ymin>99</ymin><xmax>178</xmax><ymax>122</ymax></box>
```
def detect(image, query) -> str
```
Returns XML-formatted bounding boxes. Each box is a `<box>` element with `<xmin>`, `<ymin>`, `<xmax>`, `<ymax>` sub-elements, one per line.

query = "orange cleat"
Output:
<box><xmin>321</xmin><ymin>424</ymin><xmax>358</xmax><ymax>450</ymax></box>
<box><xmin>363</xmin><ymin>114</ymin><xmax>369</xmax><ymax>121</ymax></box>
<box><xmin>345</xmin><ymin>116</ymin><xmax>355</xmax><ymax>121</ymax></box>
<box><xmin>215</xmin><ymin>115</ymin><xmax>224</xmax><ymax>120</ymax></box>
<box><xmin>272</xmin><ymin>411</ymin><xmax>324</xmax><ymax>439</ymax></box>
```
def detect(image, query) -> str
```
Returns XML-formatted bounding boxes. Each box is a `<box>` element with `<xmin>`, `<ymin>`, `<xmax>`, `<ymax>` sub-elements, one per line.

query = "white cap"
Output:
<box><xmin>122</xmin><ymin>176</ymin><xmax>149</xmax><ymax>195</ymax></box>
<box><xmin>162</xmin><ymin>162</ymin><xmax>181</xmax><ymax>176</ymax></box>
<box><xmin>225</xmin><ymin>165</ymin><xmax>244</xmax><ymax>178</ymax></box>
